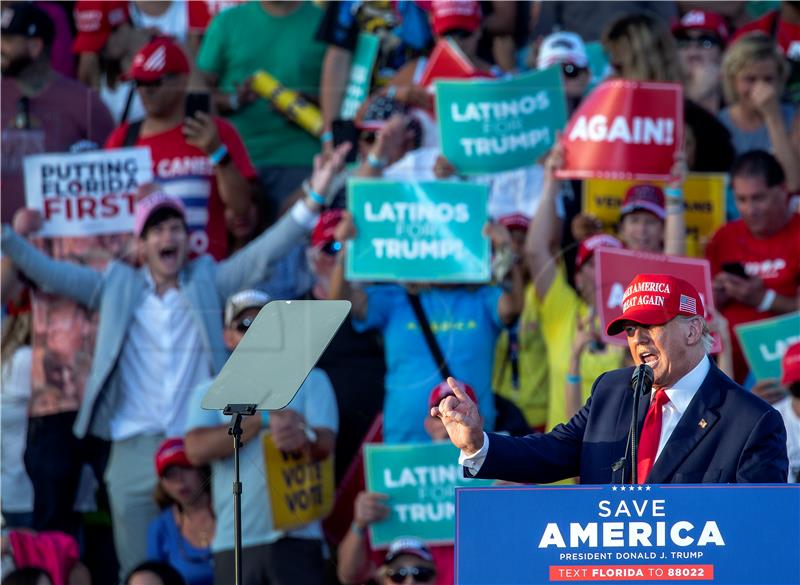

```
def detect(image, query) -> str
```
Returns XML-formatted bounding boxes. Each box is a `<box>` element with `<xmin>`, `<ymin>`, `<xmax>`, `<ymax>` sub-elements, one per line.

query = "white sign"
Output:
<box><xmin>24</xmin><ymin>147</ymin><xmax>153</xmax><ymax>237</ymax></box>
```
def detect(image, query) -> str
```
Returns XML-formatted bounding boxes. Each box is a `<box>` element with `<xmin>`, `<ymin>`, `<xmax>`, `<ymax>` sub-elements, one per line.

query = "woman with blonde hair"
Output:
<box><xmin>718</xmin><ymin>32</ymin><xmax>800</xmax><ymax>192</ymax></box>
<box><xmin>601</xmin><ymin>13</ymin><xmax>736</xmax><ymax>174</ymax></box>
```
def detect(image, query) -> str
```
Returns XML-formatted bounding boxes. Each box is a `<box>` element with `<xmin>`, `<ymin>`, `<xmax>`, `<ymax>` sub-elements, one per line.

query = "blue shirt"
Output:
<box><xmin>147</xmin><ymin>508</ymin><xmax>213</xmax><ymax>585</ymax></box>
<box><xmin>353</xmin><ymin>285</ymin><xmax>502</xmax><ymax>443</ymax></box>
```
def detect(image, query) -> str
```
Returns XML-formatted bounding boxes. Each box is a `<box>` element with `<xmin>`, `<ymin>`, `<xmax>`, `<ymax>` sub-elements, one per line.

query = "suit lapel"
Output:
<box><xmin>646</xmin><ymin>366</ymin><xmax>726</xmax><ymax>483</ymax></box>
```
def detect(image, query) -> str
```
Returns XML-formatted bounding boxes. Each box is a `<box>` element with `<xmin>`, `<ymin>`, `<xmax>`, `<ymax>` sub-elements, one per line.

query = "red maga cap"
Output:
<box><xmin>311</xmin><ymin>209</ymin><xmax>344</xmax><ymax>249</ymax></box>
<box><xmin>429</xmin><ymin>0</ymin><xmax>481</xmax><ymax>36</ymax></box>
<box><xmin>123</xmin><ymin>37</ymin><xmax>190</xmax><ymax>82</ymax></box>
<box><xmin>428</xmin><ymin>380</ymin><xmax>478</xmax><ymax>409</ymax></box>
<box><xmin>620</xmin><ymin>184</ymin><xmax>666</xmax><ymax>221</ymax></box>
<box><xmin>575</xmin><ymin>234</ymin><xmax>623</xmax><ymax>271</ymax></box>
<box><xmin>606</xmin><ymin>273</ymin><xmax>705</xmax><ymax>336</ymax></box>
<box><xmin>497</xmin><ymin>213</ymin><xmax>530</xmax><ymax>232</ymax></box>
<box><xmin>671</xmin><ymin>10</ymin><xmax>729</xmax><ymax>44</ymax></box>
<box><xmin>782</xmin><ymin>342</ymin><xmax>800</xmax><ymax>386</ymax></box>
<box><xmin>154</xmin><ymin>438</ymin><xmax>191</xmax><ymax>477</ymax></box>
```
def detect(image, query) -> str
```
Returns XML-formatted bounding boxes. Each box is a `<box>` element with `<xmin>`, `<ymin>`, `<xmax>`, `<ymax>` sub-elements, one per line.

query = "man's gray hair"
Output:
<box><xmin>676</xmin><ymin>315</ymin><xmax>714</xmax><ymax>353</ymax></box>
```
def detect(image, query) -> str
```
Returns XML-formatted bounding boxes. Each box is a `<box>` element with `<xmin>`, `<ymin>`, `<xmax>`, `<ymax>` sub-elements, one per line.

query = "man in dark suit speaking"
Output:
<box><xmin>433</xmin><ymin>273</ymin><xmax>788</xmax><ymax>484</ymax></box>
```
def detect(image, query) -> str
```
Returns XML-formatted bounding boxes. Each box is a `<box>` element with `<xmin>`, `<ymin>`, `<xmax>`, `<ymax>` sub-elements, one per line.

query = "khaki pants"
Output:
<box><xmin>104</xmin><ymin>433</ymin><xmax>164</xmax><ymax>583</ymax></box>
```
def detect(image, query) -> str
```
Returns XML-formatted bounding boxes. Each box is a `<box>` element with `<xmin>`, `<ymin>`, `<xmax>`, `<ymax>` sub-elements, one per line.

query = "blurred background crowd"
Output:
<box><xmin>0</xmin><ymin>1</ymin><xmax>798</xmax><ymax>584</ymax></box>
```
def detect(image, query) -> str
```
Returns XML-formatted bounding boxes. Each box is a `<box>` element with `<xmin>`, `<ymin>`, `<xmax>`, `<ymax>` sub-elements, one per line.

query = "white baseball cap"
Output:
<box><xmin>537</xmin><ymin>31</ymin><xmax>588</xmax><ymax>70</ymax></box>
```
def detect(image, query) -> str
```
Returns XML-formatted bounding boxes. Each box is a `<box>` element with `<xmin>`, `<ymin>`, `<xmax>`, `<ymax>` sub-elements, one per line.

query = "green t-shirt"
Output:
<box><xmin>197</xmin><ymin>1</ymin><xmax>326</xmax><ymax>167</ymax></box>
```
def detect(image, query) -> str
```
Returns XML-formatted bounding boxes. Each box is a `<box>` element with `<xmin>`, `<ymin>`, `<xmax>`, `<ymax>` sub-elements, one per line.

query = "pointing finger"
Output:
<box><xmin>447</xmin><ymin>377</ymin><xmax>470</xmax><ymax>403</ymax></box>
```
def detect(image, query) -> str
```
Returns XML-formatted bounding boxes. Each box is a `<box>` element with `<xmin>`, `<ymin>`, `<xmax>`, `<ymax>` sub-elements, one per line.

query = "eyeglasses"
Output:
<box><xmin>134</xmin><ymin>73</ymin><xmax>178</xmax><ymax>89</ymax></box>
<box><xmin>386</xmin><ymin>566</ymin><xmax>436</xmax><ymax>583</ymax></box>
<box><xmin>561</xmin><ymin>63</ymin><xmax>588</xmax><ymax>79</ymax></box>
<box><xmin>235</xmin><ymin>316</ymin><xmax>254</xmax><ymax>333</ymax></box>
<box><xmin>674</xmin><ymin>33</ymin><xmax>722</xmax><ymax>50</ymax></box>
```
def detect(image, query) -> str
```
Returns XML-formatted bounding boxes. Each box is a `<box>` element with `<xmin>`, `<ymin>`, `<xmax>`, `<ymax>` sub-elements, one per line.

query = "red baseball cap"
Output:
<box><xmin>134</xmin><ymin>191</ymin><xmax>186</xmax><ymax>237</ymax></box>
<box><xmin>72</xmin><ymin>1</ymin><xmax>128</xmax><ymax>54</ymax></box>
<box><xmin>671</xmin><ymin>10</ymin><xmax>729</xmax><ymax>44</ymax></box>
<box><xmin>311</xmin><ymin>209</ymin><xmax>344</xmax><ymax>250</ymax></box>
<box><xmin>429</xmin><ymin>0</ymin><xmax>481</xmax><ymax>37</ymax></box>
<box><xmin>575</xmin><ymin>234</ymin><xmax>624</xmax><ymax>271</ymax></box>
<box><xmin>428</xmin><ymin>380</ymin><xmax>478</xmax><ymax>409</ymax></box>
<box><xmin>781</xmin><ymin>342</ymin><xmax>800</xmax><ymax>386</ymax></box>
<box><xmin>123</xmin><ymin>37</ymin><xmax>190</xmax><ymax>82</ymax></box>
<box><xmin>606</xmin><ymin>273</ymin><xmax>705</xmax><ymax>336</ymax></box>
<box><xmin>154</xmin><ymin>438</ymin><xmax>191</xmax><ymax>477</ymax></box>
<box><xmin>620</xmin><ymin>184</ymin><xmax>666</xmax><ymax>221</ymax></box>
<box><xmin>498</xmin><ymin>213</ymin><xmax>530</xmax><ymax>232</ymax></box>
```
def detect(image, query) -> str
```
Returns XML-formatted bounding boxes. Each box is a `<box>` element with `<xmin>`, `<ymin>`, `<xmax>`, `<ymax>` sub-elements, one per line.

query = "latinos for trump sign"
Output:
<box><xmin>558</xmin><ymin>81</ymin><xmax>683</xmax><ymax>181</ymax></box>
<box><xmin>24</xmin><ymin>147</ymin><xmax>153</xmax><ymax>237</ymax></box>
<box><xmin>339</xmin><ymin>33</ymin><xmax>380</xmax><ymax>120</ymax></box>
<box><xmin>735</xmin><ymin>312</ymin><xmax>800</xmax><ymax>381</ymax></box>
<box><xmin>594</xmin><ymin>248</ymin><xmax>716</xmax><ymax>347</ymax></box>
<box><xmin>364</xmin><ymin>442</ymin><xmax>494</xmax><ymax>548</ymax></box>
<box><xmin>456</xmin><ymin>484</ymin><xmax>800</xmax><ymax>585</ymax></box>
<box><xmin>583</xmin><ymin>174</ymin><xmax>728</xmax><ymax>258</ymax></box>
<box><xmin>346</xmin><ymin>179</ymin><xmax>490</xmax><ymax>282</ymax></box>
<box><xmin>436</xmin><ymin>67</ymin><xmax>567</xmax><ymax>174</ymax></box>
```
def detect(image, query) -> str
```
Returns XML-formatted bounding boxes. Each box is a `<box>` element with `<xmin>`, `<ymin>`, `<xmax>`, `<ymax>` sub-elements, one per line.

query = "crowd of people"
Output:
<box><xmin>1</xmin><ymin>1</ymin><xmax>798</xmax><ymax>584</ymax></box>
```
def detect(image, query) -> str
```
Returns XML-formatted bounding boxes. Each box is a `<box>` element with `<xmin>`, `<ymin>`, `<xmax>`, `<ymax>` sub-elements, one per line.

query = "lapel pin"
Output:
<box><xmin>698</xmin><ymin>419</ymin><xmax>708</xmax><ymax>429</ymax></box>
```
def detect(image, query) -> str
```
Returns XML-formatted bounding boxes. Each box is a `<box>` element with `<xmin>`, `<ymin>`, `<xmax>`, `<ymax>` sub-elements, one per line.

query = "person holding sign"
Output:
<box><xmin>434</xmin><ymin>273</ymin><xmax>789</xmax><ymax>485</ymax></box>
<box><xmin>1</xmin><ymin>144</ymin><xmax>349</xmax><ymax>580</ymax></box>
<box><xmin>184</xmin><ymin>289</ymin><xmax>337</xmax><ymax>585</ymax></box>
<box><xmin>525</xmin><ymin>143</ymin><xmax>629</xmax><ymax>431</ymax></box>
<box><xmin>330</xmin><ymin>209</ymin><xmax>523</xmax><ymax>444</ymax></box>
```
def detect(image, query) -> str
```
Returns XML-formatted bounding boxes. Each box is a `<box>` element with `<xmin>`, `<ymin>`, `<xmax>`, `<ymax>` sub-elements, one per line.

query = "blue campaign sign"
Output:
<box><xmin>456</xmin><ymin>484</ymin><xmax>800</xmax><ymax>585</ymax></box>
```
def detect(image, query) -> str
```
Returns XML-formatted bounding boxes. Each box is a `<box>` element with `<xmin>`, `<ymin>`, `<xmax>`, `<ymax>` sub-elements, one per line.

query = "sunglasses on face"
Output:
<box><xmin>675</xmin><ymin>33</ymin><xmax>722</xmax><ymax>50</ymax></box>
<box><xmin>235</xmin><ymin>316</ymin><xmax>254</xmax><ymax>333</ymax></box>
<box><xmin>386</xmin><ymin>565</ymin><xmax>436</xmax><ymax>583</ymax></box>
<box><xmin>561</xmin><ymin>63</ymin><xmax>588</xmax><ymax>79</ymax></box>
<box><xmin>135</xmin><ymin>73</ymin><xmax>178</xmax><ymax>89</ymax></box>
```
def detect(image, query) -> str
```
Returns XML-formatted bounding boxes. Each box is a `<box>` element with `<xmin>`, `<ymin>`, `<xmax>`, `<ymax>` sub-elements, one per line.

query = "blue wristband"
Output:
<box><xmin>367</xmin><ymin>152</ymin><xmax>386</xmax><ymax>170</ymax></box>
<box><xmin>664</xmin><ymin>186</ymin><xmax>683</xmax><ymax>201</ymax></box>
<box><xmin>307</xmin><ymin>187</ymin><xmax>326</xmax><ymax>206</ymax></box>
<box><xmin>566</xmin><ymin>374</ymin><xmax>581</xmax><ymax>384</ymax></box>
<box><xmin>321</xmin><ymin>131</ymin><xmax>333</xmax><ymax>143</ymax></box>
<box><xmin>209</xmin><ymin>144</ymin><xmax>229</xmax><ymax>166</ymax></box>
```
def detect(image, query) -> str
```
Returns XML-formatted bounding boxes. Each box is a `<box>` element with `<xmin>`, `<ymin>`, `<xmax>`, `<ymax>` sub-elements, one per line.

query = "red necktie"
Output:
<box><xmin>637</xmin><ymin>389</ymin><xmax>670</xmax><ymax>483</ymax></box>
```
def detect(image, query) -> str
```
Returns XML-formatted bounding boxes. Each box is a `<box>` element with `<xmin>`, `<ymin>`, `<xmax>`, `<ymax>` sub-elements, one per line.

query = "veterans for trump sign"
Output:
<box><xmin>24</xmin><ymin>147</ymin><xmax>153</xmax><ymax>237</ymax></box>
<box><xmin>346</xmin><ymin>179</ymin><xmax>490</xmax><ymax>282</ymax></box>
<box><xmin>583</xmin><ymin>174</ymin><xmax>727</xmax><ymax>258</ymax></box>
<box><xmin>593</xmin><ymin>248</ymin><xmax>716</xmax><ymax>347</ymax></box>
<box><xmin>558</xmin><ymin>80</ymin><xmax>683</xmax><ymax>181</ymax></box>
<box><xmin>436</xmin><ymin>67</ymin><xmax>567</xmax><ymax>174</ymax></box>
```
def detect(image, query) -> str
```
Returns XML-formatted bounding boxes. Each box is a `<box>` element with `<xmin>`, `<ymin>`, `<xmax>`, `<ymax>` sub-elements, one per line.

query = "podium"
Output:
<box><xmin>455</xmin><ymin>484</ymin><xmax>800</xmax><ymax>585</ymax></box>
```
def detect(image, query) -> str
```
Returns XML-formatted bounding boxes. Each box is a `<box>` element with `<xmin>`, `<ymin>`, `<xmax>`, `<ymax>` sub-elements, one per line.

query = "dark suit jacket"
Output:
<box><xmin>474</xmin><ymin>363</ymin><xmax>788</xmax><ymax>484</ymax></box>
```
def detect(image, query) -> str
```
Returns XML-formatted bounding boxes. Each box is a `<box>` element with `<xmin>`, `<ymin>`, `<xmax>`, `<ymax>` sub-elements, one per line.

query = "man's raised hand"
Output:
<box><xmin>431</xmin><ymin>377</ymin><xmax>484</xmax><ymax>454</ymax></box>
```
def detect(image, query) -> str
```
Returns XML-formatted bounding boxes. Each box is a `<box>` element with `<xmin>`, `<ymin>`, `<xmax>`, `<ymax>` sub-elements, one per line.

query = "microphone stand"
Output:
<box><xmin>628</xmin><ymin>364</ymin><xmax>654</xmax><ymax>484</ymax></box>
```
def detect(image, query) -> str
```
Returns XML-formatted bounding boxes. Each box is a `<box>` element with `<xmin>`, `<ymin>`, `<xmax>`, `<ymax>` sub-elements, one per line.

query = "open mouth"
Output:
<box><xmin>639</xmin><ymin>352</ymin><xmax>658</xmax><ymax>366</ymax></box>
<box><xmin>159</xmin><ymin>246</ymin><xmax>178</xmax><ymax>261</ymax></box>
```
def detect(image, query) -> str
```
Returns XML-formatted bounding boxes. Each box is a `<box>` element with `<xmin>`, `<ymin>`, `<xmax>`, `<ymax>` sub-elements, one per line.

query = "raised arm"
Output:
<box><xmin>524</xmin><ymin>144</ymin><xmax>564</xmax><ymax>301</ymax></box>
<box><xmin>2</xmin><ymin>211</ymin><xmax>104</xmax><ymax>310</ymax></box>
<box><xmin>664</xmin><ymin>152</ymin><xmax>688</xmax><ymax>257</ymax></box>
<box><xmin>328</xmin><ymin>211</ymin><xmax>368</xmax><ymax>321</ymax></box>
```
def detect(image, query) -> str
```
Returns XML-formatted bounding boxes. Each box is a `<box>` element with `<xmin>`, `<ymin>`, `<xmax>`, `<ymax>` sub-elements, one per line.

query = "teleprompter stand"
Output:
<box><xmin>202</xmin><ymin>300</ymin><xmax>351</xmax><ymax>585</ymax></box>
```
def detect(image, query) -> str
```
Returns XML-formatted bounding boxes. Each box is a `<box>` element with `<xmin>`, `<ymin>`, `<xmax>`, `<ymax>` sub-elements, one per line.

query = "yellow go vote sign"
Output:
<box><xmin>583</xmin><ymin>173</ymin><xmax>727</xmax><ymax>257</ymax></box>
<box><xmin>263</xmin><ymin>433</ymin><xmax>335</xmax><ymax>531</ymax></box>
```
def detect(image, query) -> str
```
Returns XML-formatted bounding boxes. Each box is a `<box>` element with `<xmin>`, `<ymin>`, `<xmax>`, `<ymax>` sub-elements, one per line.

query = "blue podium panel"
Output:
<box><xmin>456</xmin><ymin>485</ymin><xmax>800</xmax><ymax>585</ymax></box>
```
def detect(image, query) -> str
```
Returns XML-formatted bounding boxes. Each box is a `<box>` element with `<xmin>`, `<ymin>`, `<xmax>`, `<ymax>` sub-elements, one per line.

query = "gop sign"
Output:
<box><xmin>558</xmin><ymin>81</ymin><xmax>683</xmax><ymax>181</ymax></box>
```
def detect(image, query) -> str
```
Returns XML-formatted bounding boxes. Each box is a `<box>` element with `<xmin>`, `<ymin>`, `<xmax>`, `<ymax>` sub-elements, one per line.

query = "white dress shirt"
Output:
<box><xmin>460</xmin><ymin>356</ymin><xmax>712</xmax><ymax>474</ymax></box>
<box><xmin>110</xmin><ymin>270</ymin><xmax>212</xmax><ymax>441</ymax></box>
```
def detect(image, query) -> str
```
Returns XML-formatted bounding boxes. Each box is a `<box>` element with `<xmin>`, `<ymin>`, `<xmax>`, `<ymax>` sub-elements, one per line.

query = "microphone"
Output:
<box><xmin>628</xmin><ymin>364</ymin><xmax>654</xmax><ymax>484</ymax></box>
<box><xmin>631</xmin><ymin>364</ymin><xmax>654</xmax><ymax>398</ymax></box>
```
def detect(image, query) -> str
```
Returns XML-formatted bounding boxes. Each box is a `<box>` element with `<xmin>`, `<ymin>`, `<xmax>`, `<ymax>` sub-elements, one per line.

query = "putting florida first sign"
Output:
<box><xmin>24</xmin><ymin>147</ymin><xmax>153</xmax><ymax>237</ymax></box>
<box><xmin>456</xmin><ymin>484</ymin><xmax>800</xmax><ymax>584</ymax></box>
